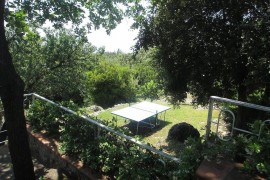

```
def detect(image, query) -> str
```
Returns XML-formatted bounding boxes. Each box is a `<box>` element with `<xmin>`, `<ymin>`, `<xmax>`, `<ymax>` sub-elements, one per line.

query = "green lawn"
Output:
<box><xmin>97</xmin><ymin>99</ymin><xmax>219</xmax><ymax>153</ymax></box>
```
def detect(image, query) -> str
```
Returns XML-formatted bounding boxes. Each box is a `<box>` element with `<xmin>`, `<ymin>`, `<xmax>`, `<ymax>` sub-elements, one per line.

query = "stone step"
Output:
<box><xmin>196</xmin><ymin>159</ymin><xmax>235</xmax><ymax>180</ymax></box>
<box><xmin>196</xmin><ymin>159</ymin><xmax>266</xmax><ymax>180</ymax></box>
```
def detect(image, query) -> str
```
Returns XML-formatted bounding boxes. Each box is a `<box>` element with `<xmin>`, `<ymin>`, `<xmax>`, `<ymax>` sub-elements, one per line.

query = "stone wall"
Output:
<box><xmin>27</xmin><ymin>125</ymin><xmax>103</xmax><ymax>180</ymax></box>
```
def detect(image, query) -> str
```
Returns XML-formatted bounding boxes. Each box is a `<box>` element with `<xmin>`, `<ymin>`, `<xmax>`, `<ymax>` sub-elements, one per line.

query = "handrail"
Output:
<box><xmin>206</xmin><ymin>96</ymin><xmax>270</xmax><ymax>141</ymax></box>
<box><xmin>258</xmin><ymin>120</ymin><xmax>270</xmax><ymax>139</ymax></box>
<box><xmin>215</xmin><ymin>108</ymin><xmax>235</xmax><ymax>141</ymax></box>
<box><xmin>24</xmin><ymin>93</ymin><xmax>180</xmax><ymax>163</ymax></box>
<box><xmin>210</xmin><ymin>96</ymin><xmax>270</xmax><ymax>112</ymax></box>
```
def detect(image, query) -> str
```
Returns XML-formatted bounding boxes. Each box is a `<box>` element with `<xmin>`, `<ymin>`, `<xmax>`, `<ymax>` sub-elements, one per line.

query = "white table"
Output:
<box><xmin>112</xmin><ymin>101</ymin><xmax>170</xmax><ymax>134</ymax></box>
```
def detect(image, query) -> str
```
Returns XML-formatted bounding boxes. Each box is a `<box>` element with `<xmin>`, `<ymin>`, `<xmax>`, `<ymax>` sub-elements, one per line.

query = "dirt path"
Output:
<box><xmin>0</xmin><ymin>144</ymin><xmax>68</xmax><ymax>180</ymax></box>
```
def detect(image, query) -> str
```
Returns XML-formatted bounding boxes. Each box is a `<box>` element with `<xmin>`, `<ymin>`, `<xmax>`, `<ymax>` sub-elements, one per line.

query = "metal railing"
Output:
<box><xmin>24</xmin><ymin>93</ymin><xmax>180</xmax><ymax>163</ymax></box>
<box><xmin>205</xmin><ymin>96</ymin><xmax>270</xmax><ymax>141</ymax></box>
<box><xmin>0</xmin><ymin>110</ymin><xmax>7</xmax><ymax>144</ymax></box>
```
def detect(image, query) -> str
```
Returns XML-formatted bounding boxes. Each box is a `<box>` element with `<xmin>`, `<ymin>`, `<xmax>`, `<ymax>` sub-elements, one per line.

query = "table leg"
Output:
<box><xmin>155</xmin><ymin>113</ymin><xmax>159</xmax><ymax>126</ymax></box>
<box><xmin>136</xmin><ymin>122</ymin><xmax>139</xmax><ymax>135</ymax></box>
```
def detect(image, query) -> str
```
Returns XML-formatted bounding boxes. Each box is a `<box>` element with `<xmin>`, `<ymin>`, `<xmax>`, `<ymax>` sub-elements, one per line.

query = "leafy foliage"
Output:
<box><xmin>27</xmin><ymin>98</ymin><xmax>270</xmax><ymax>178</ymax></box>
<box><xmin>60</xmin><ymin>113</ymin><xmax>100</xmax><ymax>166</ymax></box>
<box><xmin>133</xmin><ymin>49</ymin><xmax>163</xmax><ymax>101</ymax></box>
<box><xmin>138</xmin><ymin>80</ymin><xmax>160</xmax><ymax>101</ymax></box>
<box><xmin>99</xmin><ymin>49</ymin><xmax>163</xmax><ymax>102</ymax></box>
<box><xmin>86</xmin><ymin>61</ymin><xmax>136</xmax><ymax>108</ymax></box>
<box><xmin>5</xmin><ymin>0</ymin><xmax>147</xmax><ymax>106</ymax></box>
<box><xmin>117</xmin><ymin>147</ymin><xmax>175</xmax><ymax>179</ymax></box>
<box><xmin>27</xmin><ymin>99</ymin><xmax>63</xmax><ymax>136</ymax></box>
<box><xmin>5</xmin><ymin>0</ymin><xmax>144</xmax><ymax>34</ymax></box>
<box><xmin>175</xmin><ymin>138</ymin><xmax>203</xmax><ymax>179</ymax></box>
<box><xmin>11</xmin><ymin>29</ymin><xmax>94</xmax><ymax>103</ymax></box>
<box><xmin>137</xmin><ymin>0</ymin><xmax>270</xmax><ymax>107</ymax></box>
<box><xmin>2</xmin><ymin>0</ymin><xmax>145</xmax><ymax>178</ymax></box>
<box><xmin>203</xmin><ymin>124</ymin><xmax>270</xmax><ymax>177</ymax></box>
<box><xmin>242</xmin><ymin>120</ymin><xmax>270</xmax><ymax>176</ymax></box>
<box><xmin>27</xmin><ymin>99</ymin><xmax>179</xmax><ymax>179</ymax></box>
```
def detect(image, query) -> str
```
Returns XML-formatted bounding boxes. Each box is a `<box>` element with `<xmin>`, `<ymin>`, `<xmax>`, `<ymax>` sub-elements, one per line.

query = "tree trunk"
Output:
<box><xmin>0</xmin><ymin>0</ymin><xmax>35</xmax><ymax>179</ymax></box>
<box><xmin>236</xmin><ymin>84</ymin><xmax>247</xmax><ymax>128</ymax></box>
<box><xmin>1</xmin><ymin>80</ymin><xmax>35</xmax><ymax>179</ymax></box>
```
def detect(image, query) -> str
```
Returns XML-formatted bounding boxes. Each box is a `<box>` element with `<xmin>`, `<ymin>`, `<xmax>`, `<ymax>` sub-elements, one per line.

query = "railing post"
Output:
<box><xmin>96</xmin><ymin>117</ymin><xmax>101</xmax><ymax>138</ymax></box>
<box><xmin>97</xmin><ymin>126</ymin><xmax>101</xmax><ymax>139</ymax></box>
<box><xmin>205</xmin><ymin>97</ymin><xmax>214</xmax><ymax>142</ymax></box>
<box><xmin>32</xmin><ymin>93</ymin><xmax>36</xmax><ymax>104</ymax></box>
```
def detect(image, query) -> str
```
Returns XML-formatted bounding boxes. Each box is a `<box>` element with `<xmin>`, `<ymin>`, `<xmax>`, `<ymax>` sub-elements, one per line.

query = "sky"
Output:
<box><xmin>87</xmin><ymin>18</ymin><xmax>139</xmax><ymax>53</ymax></box>
<box><xmin>42</xmin><ymin>17</ymin><xmax>139</xmax><ymax>53</ymax></box>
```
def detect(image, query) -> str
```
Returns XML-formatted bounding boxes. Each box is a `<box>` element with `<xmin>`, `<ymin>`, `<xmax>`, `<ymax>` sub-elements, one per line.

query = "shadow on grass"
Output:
<box><xmin>160</xmin><ymin>140</ymin><xmax>185</xmax><ymax>157</ymax></box>
<box><xmin>121</xmin><ymin>120</ymin><xmax>186</xmax><ymax>156</ymax></box>
<box><xmin>121</xmin><ymin>118</ymin><xmax>172</xmax><ymax>137</ymax></box>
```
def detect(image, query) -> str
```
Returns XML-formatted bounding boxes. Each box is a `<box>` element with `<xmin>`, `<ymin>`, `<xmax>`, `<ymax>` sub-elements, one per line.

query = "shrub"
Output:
<box><xmin>96</xmin><ymin>133</ymin><xmax>178</xmax><ymax>179</ymax></box>
<box><xmin>202</xmin><ymin>121</ymin><xmax>270</xmax><ymax>178</ymax></box>
<box><xmin>86</xmin><ymin>61</ymin><xmax>136</xmax><ymax>108</ymax></box>
<box><xmin>202</xmin><ymin>133</ymin><xmax>239</xmax><ymax>161</ymax></box>
<box><xmin>118</xmin><ymin>147</ymin><xmax>176</xmax><ymax>179</ymax></box>
<box><xmin>61</xmin><ymin>121</ymin><xmax>178</xmax><ymax>178</ymax></box>
<box><xmin>242</xmin><ymin>120</ymin><xmax>270</xmax><ymax>177</ymax></box>
<box><xmin>60</xmin><ymin>113</ymin><xmax>179</xmax><ymax>178</ymax></box>
<box><xmin>28</xmin><ymin>99</ymin><xmax>270</xmax><ymax>178</ymax></box>
<box><xmin>60</xmin><ymin>114</ymin><xmax>98</xmax><ymax>158</ymax></box>
<box><xmin>27</xmin><ymin>99</ymin><xmax>63</xmax><ymax>136</ymax></box>
<box><xmin>175</xmin><ymin>137</ymin><xmax>204</xmax><ymax>179</ymax></box>
<box><xmin>167</xmin><ymin>122</ymin><xmax>200</xmax><ymax>142</ymax></box>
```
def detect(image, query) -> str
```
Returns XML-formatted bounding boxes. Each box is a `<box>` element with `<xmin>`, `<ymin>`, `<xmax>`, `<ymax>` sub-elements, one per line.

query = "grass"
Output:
<box><xmin>97</xmin><ymin>99</ymin><xmax>219</xmax><ymax>154</ymax></box>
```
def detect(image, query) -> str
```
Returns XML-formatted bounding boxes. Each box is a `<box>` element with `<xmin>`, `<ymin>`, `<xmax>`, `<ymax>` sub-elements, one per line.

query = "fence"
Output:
<box><xmin>3</xmin><ymin>94</ymin><xmax>269</xmax><ymax>162</ymax></box>
<box><xmin>205</xmin><ymin>96</ymin><xmax>270</xmax><ymax>141</ymax></box>
<box><xmin>24</xmin><ymin>93</ymin><xmax>180</xmax><ymax>163</ymax></box>
<box><xmin>0</xmin><ymin>110</ymin><xmax>7</xmax><ymax>144</ymax></box>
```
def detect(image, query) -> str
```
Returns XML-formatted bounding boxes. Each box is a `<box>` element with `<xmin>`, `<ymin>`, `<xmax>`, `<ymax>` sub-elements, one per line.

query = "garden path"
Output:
<box><xmin>0</xmin><ymin>144</ymin><xmax>68</xmax><ymax>180</ymax></box>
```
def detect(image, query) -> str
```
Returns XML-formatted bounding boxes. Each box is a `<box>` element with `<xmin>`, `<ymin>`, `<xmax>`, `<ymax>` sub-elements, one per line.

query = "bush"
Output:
<box><xmin>61</xmin><ymin>119</ymin><xmax>178</xmax><ymax>179</ymax></box>
<box><xmin>175</xmin><ymin>137</ymin><xmax>203</xmax><ymax>179</ymax></box>
<box><xmin>27</xmin><ymin>99</ymin><xmax>63</xmax><ymax>136</ymax></box>
<box><xmin>242</xmin><ymin>120</ymin><xmax>270</xmax><ymax>177</ymax></box>
<box><xmin>27</xmin><ymin>99</ymin><xmax>270</xmax><ymax>178</ymax></box>
<box><xmin>167</xmin><ymin>122</ymin><xmax>200</xmax><ymax>142</ymax></box>
<box><xmin>202</xmin><ymin>121</ymin><xmax>270</xmax><ymax>178</ymax></box>
<box><xmin>60</xmin><ymin>114</ymin><xmax>97</xmax><ymax>157</ymax></box>
<box><xmin>86</xmin><ymin>61</ymin><xmax>136</xmax><ymax>108</ymax></box>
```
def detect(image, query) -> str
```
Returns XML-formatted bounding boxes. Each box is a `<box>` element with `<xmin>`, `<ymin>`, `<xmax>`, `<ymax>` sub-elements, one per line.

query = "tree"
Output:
<box><xmin>136</xmin><ymin>0</ymin><xmax>270</xmax><ymax>126</ymax></box>
<box><xmin>10</xmin><ymin>28</ymin><xmax>95</xmax><ymax>104</ymax></box>
<box><xmin>0</xmin><ymin>0</ymin><xmax>143</xmax><ymax>178</ymax></box>
<box><xmin>133</xmin><ymin>49</ymin><xmax>162</xmax><ymax>101</ymax></box>
<box><xmin>98</xmin><ymin>49</ymin><xmax>163</xmax><ymax>101</ymax></box>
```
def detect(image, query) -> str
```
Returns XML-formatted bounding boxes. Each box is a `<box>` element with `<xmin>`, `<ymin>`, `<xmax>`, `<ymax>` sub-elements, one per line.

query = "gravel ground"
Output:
<box><xmin>0</xmin><ymin>144</ymin><xmax>68</xmax><ymax>180</ymax></box>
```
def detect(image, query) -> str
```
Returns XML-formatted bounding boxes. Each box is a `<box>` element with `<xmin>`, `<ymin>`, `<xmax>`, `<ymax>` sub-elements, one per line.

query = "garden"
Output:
<box><xmin>2</xmin><ymin>1</ymin><xmax>270</xmax><ymax>179</ymax></box>
<box><xmin>24</xmin><ymin>93</ymin><xmax>270</xmax><ymax>179</ymax></box>
<box><xmin>0</xmin><ymin>26</ymin><xmax>267</xmax><ymax>179</ymax></box>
